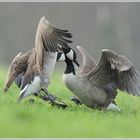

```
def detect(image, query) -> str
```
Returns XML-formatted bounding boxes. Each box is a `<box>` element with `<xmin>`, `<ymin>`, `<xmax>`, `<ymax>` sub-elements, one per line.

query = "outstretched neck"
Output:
<box><xmin>64</xmin><ymin>59</ymin><xmax>75</xmax><ymax>75</ymax></box>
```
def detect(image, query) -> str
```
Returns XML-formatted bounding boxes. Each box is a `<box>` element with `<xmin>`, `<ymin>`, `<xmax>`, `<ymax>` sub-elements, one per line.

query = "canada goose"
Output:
<box><xmin>57</xmin><ymin>46</ymin><xmax>140</xmax><ymax>111</ymax></box>
<box><xmin>4</xmin><ymin>48</ymin><xmax>53</xmax><ymax>101</ymax></box>
<box><xmin>4</xmin><ymin>48</ymin><xmax>68</xmax><ymax>107</ymax></box>
<box><xmin>4</xmin><ymin>48</ymin><xmax>72</xmax><ymax>107</ymax></box>
<box><xmin>4</xmin><ymin>16</ymin><xmax>73</xmax><ymax>107</ymax></box>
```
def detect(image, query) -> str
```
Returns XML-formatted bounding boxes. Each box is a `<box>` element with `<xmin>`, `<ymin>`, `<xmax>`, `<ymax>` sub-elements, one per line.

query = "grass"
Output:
<box><xmin>0</xmin><ymin>66</ymin><xmax>140</xmax><ymax>138</ymax></box>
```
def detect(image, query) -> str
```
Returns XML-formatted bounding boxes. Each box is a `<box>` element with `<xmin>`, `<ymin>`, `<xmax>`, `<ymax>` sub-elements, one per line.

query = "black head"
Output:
<box><xmin>57</xmin><ymin>47</ymin><xmax>80</xmax><ymax>67</ymax></box>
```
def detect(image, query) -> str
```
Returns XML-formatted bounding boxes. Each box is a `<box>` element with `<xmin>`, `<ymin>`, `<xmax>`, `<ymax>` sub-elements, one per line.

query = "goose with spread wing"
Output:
<box><xmin>4</xmin><ymin>16</ymin><xmax>73</xmax><ymax>107</ymax></box>
<box><xmin>57</xmin><ymin>46</ymin><xmax>140</xmax><ymax>111</ymax></box>
<box><xmin>4</xmin><ymin>48</ymin><xmax>69</xmax><ymax>107</ymax></box>
<box><xmin>4</xmin><ymin>48</ymin><xmax>51</xmax><ymax>102</ymax></box>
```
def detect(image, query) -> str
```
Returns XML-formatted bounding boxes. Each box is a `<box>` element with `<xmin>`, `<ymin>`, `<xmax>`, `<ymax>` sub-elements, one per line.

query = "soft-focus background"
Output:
<box><xmin>1</xmin><ymin>3</ymin><xmax>140</xmax><ymax>138</ymax></box>
<box><xmin>0</xmin><ymin>2</ymin><xmax>140</xmax><ymax>68</ymax></box>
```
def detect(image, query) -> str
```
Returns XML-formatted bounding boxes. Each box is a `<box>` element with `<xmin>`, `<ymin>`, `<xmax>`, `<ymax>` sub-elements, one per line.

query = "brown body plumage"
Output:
<box><xmin>4</xmin><ymin>49</ymin><xmax>33</xmax><ymax>92</ymax></box>
<box><xmin>4</xmin><ymin>16</ymin><xmax>73</xmax><ymax>106</ymax></box>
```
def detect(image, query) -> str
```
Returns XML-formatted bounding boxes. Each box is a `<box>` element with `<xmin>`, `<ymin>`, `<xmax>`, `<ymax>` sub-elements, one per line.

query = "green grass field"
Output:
<box><xmin>0</xmin><ymin>66</ymin><xmax>140</xmax><ymax>138</ymax></box>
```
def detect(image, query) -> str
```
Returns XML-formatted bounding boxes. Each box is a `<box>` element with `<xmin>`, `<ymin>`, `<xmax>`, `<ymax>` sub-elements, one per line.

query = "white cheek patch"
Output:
<box><xmin>66</xmin><ymin>50</ymin><xmax>74</xmax><ymax>60</ymax></box>
<box><xmin>58</xmin><ymin>53</ymin><xmax>65</xmax><ymax>62</ymax></box>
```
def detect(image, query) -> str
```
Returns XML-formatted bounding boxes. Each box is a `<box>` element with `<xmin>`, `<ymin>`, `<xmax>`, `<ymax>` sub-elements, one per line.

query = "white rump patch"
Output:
<box><xmin>106</xmin><ymin>103</ymin><xmax>120</xmax><ymax>111</ymax></box>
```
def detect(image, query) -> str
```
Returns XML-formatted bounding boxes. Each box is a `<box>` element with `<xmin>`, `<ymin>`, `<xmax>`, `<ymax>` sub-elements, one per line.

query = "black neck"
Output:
<box><xmin>64</xmin><ymin>59</ymin><xmax>75</xmax><ymax>75</ymax></box>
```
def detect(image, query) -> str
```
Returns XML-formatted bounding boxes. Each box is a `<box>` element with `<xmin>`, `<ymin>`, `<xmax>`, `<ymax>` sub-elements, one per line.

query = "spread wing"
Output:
<box><xmin>35</xmin><ymin>16</ymin><xmax>73</xmax><ymax>74</ymax></box>
<box><xmin>87</xmin><ymin>49</ymin><xmax>140</xmax><ymax>99</ymax></box>
<box><xmin>4</xmin><ymin>49</ymin><xmax>32</xmax><ymax>92</ymax></box>
<box><xmin>77</xmin><ymin>46</ymin><xmax>96</xmax><ymax>75</ymax></box>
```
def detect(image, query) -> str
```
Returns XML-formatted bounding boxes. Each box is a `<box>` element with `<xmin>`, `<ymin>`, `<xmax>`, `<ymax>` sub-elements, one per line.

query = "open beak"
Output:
<box><xmin>73</xmin><ymin>59</ymin><xmax>80</xmax><ymax>67</ymax></box>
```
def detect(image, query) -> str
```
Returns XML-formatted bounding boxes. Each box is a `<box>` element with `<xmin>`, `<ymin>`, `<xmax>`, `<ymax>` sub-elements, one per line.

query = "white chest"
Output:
<box><xmin>63</xmin><ymin>73</ymin><xmax>107</xmax><ymax>107</ymax></box>
<box><xmin>42</xmin><ymin>52</ymin><xmax>57</xmax><ymax>77</ymax></box>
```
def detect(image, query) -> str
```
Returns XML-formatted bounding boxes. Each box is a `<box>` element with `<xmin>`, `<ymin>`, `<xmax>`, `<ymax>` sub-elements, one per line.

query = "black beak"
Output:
<box><xmin>73</xmin><ymin>59</ymin><xmax>80</xmax><ymax>67</ymax></box>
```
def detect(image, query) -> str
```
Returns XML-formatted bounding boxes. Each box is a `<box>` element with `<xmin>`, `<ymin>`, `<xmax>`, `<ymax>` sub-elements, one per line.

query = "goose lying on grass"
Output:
<box><xmin>57</xmin><ymin>46</ymin><xmax>140</xmax><ymax>111</ymax></box>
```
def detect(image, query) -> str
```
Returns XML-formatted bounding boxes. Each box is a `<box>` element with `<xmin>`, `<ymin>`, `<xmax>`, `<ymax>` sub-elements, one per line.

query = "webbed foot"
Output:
<box><xmin>70</xmin><ymin>96</ymin><xmax>82</xmax><ymax>105</ymax></box>
<box><xmin>35</xmin><ymin>91</ymin><xmax>67</xmax><ymax>109</ymax></box>
<box><xmin>47</xmin><ymin>94</ymin><xmax>67</xmax><ymax>109</ymax></box>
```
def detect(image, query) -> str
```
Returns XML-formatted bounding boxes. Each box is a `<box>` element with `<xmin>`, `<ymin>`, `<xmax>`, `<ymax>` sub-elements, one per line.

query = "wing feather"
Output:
<box><xmin>87</xmin><ymin>49</ymin><xmax>140</xmax><ymax>97</ymax></box>
<box><xmin>35</xmin><ymin>17</ymin><xmax>73</xmax><ymax>74</ymax></box>
<box><xmin>77</xmin><ymin>46</ymin><xmax>96</xmax><ymax>75</ymax></box>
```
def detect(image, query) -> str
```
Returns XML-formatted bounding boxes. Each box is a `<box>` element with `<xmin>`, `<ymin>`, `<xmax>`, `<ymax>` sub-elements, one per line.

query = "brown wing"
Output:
<box><xmin>76</xmin><ymin>46</ymin><xmax>96</xmax><ymax>75</ymax></box>
<box><xmin>4</xmin><ymin>49</ymin><xmax>32</xmax><ymax>92</ymax></box>
<box><xmin>20</xmin><ymin>49</ymin><xmax>38</xmax><ymax>90</ymax></box>
<box><xmin>35</xmin><ymin>16</ymin><xmax>73</xmax><ymax>74</ymax></box>
<box><xmin>87</xmin><ymin>49</ymin><xmax>140</xmax><ymax>99</ymax></box>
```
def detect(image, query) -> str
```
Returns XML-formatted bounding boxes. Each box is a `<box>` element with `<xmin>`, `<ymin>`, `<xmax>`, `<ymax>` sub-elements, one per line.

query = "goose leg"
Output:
<box><xmin>28</xmin><ymin>92</ymin><xmax>52</xmax><ymax>104</ymax></box>
<box><xmin>41</xmin><ymin>89</ymin><xmax>67</xmax><ymax>109</ymax></box>
<box><xmin>34</xmin><ymin>92</ymin><xmax>51</xmax><ymax>101</ymax></box>
<box><xmin>35</xmin><ymin>91</ymin><xmax>58</xmax><ymax>102</ymax></box>
<box><xmin>27</xmin><ymin>92</ymin><xmax>46</xmax><ymax>104</ymax></box>
<box><xmin>32</xmin><ymin>92</ymin><xmax>60</xmax><ymax>104</ymax></box>
<box><xmin>70</xmin><ymin>96</ymin><xmax>82</xmax><ymax>105</ymax></box>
